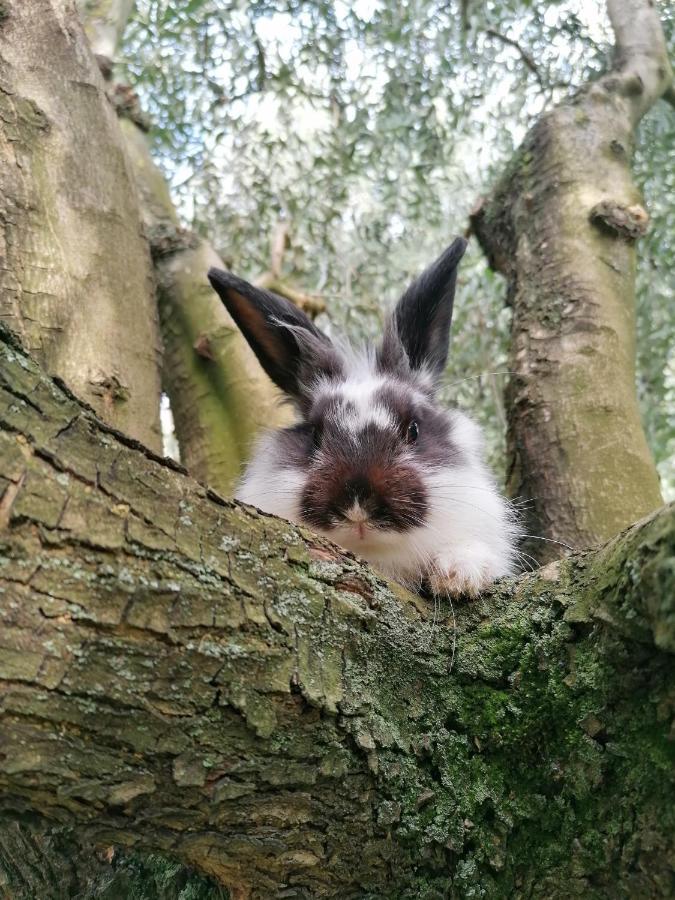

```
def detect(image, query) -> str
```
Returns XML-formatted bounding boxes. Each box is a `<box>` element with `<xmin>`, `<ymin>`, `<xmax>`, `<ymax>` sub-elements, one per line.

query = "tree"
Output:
<box><xmin>0</xmin><ymin>0</ymin><xmax>161</xmax><ymax>450</ymax></box>
<box><xmin>0</xmin><ymin>1</ymin><xmax>673</xmax><ymax>898</ymax></box>
<box><xmin>471</xmin><ymin>0</ymin><xmax>669</xmax><ymax>561</ymax></box>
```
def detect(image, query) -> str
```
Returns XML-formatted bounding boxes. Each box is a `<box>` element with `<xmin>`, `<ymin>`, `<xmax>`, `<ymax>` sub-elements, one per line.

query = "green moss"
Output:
<box><xmin>338</xmin><ymin>529</ymin><xmax>675</xmax><ymax>898</ymax></box>
<box><xmin>1</xmin><ymin>95</ymin><xmax>50</xmax><ymax>138</ymax></box>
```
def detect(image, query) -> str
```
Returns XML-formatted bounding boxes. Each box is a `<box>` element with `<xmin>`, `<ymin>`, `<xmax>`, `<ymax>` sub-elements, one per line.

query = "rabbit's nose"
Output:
<box><xmin>344</xmin><ymin>500</ymin><xmax>369</xmax><ymax>524</ymax></box>
<box><xmin>340</xmin><ymin>476</ymin><xmax>374</xmax><ymax>523</ymax></box>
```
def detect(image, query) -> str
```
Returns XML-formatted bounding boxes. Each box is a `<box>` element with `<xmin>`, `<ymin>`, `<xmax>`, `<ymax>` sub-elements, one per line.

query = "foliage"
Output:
<box><xmin>120</xmin><ymin>0</ymin><xmax>673</xmax><ymax>490</ymax></box>
<box><xmin>635</xmin><ymin>92</ymin><xmax>675</xmax><ymax>496</ymax></box>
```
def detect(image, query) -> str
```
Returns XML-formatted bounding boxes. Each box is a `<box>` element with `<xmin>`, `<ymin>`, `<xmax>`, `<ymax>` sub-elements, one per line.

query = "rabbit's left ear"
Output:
<box><xmin>379</xmin><ymin>237</ymin><xmax>467</xmax><ymax>377</ymax></box>
<box><xmin>208</xmin><ymin>268</ymin><xmax>341</xmax><ymax>401</ymax></box>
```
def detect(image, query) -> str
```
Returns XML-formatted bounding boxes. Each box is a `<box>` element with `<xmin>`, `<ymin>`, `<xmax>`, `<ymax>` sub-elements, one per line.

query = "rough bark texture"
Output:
<box><xmin>471</xmin><ymin>0</ymin><xmax>671</xmax><ymax>563</ymax></box>
<box><xmin>76</xmin><ymin>0</ymin><xmax>291</xmax><ymax>492</ymax></box>
<box><xmin>1</xmin><ymin>328</ymin><xmax>673</xmax><ymax>899</ymax></box>
<box><xmin>120</xmin><ymin>119</ymin><xmax>292</xmax><ymax>494</ymax></box>
<box><xmin>0</xmin><ymin>820</ymin><xmax>227</xmax><ymax>899</ymax></box>
<box><xmin>0</xmin><ymin>0</ymin><xmax>162</xmax><ymax>451</ymax></box>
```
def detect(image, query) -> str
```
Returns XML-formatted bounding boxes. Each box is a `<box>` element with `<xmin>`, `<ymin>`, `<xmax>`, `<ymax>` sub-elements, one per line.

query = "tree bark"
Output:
<box><xmin>76</xmin><ymin>0</ymin><xmax>292</xmax><ymax>493</ymax></box>
<box><xmin>1</xmin><ymin>327</ymin><xmax>673</xmax><ymax>899</ymax></box>
<box><xmin>0</xmin><ymin>819</ymin><xmax>227</xmax><ymax>899</ymax></box>
<box><xmin>120</xmin><ymin>118</ymin><xmax>292</xmax><ymax>494</ymax></box>
<box><xmin>471</xmin><ymin>0</ymin><xmax>671</xmax><ymax>562</ymax></box>
<box><xmin>0</xmin><ymin>0</ymin><xmax>162</xmax><ymax>451</ymax></box>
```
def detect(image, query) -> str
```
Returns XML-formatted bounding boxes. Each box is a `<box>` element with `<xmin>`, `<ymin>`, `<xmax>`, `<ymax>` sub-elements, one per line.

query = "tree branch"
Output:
<box><xmin>1</xmin><ymin>327</ymin><xmax>673</xmax><ymax>898</ymax></box>
<box><xmin>269</xmin><ymin>220</ymin><xmax>290</xmax><ymax>279</ymax></box>
<box><xmin>75</xmin><ymin>0</ymin><xmax>135</xmax><ymax>64</ymax></box>
<box><xmin>485</xmin><ymin>27</ymin><xmax>545</xmax><ymax>90</ymax></box>
<box><xmin>0</xmin><ymin>0</ymin><xmax>162</xmax><ymax>451</ymax></box>
<box><xmin>256</xmin><ymin>221</ymin><xmax>327</xmax><ymax>317</ymax></box>
<box><xmin>74</xmin><ymin>1</ymin><xmax>290</xmax><ymax>495</ymax></box>
<box><xmin>471</xmin><ymin>0</ymin><xmax>671</xmax><ymax>562</ymax></box>
<box><xmin>254</xmin><ymin>271</ymin><xmax>326</xmax><ymax>318</ymax></box>
<box><xmin>119</xmin><ymin>118</ymin><xmax>292</xmax><ymax>496</ymax></box>
<box><xmin>605</xmin><ymin>0</ymin><xmax>674</xmax><ymax>124</ymax></box>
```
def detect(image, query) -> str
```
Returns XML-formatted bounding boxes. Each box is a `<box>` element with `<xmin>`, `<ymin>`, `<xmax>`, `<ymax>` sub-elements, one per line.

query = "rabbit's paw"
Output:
<box><xmin>427</xmin><ymin>547</ymin><xmax>499</xmax><ymax>598</ymax></box>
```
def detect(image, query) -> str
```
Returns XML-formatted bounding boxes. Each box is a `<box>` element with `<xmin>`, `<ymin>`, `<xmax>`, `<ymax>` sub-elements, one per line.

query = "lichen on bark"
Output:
<box><xmin>0</xmin><ymin>326</ymin><xmax>673</xmax><ymax>899</ymax></box>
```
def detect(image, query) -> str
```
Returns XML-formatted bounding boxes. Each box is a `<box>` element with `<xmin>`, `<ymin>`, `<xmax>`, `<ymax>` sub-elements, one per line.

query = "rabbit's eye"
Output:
<box><xmin>406</xmin><ymin>421</ymin><xmax>419</xmax><ymax>444</ymax></box>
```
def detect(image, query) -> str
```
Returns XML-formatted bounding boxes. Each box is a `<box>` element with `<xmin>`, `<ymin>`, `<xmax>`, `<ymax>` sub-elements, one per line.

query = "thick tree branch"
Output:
<box><xmin>1</xmin><ymin>329</ymin><xmax>673</xmax><ymax>898</ymax></box>
<box><xmin>74</xmin><ymin>0</ymin><xmax>290</xmax><ymax>495</ymax></box>
<box><xmin>606</xmin><ymin>0</ymin><xmax>674</xmax><ymax>124</ymax></box>
<box><xmin>0</xmin><ymin>0</ymin><xmax>162</xmax><ymax>450</ymax></box>
<box><xmin>76</xmin><ymin>0</ymin><xmax>135</xmax><ymax>69</ymax></box>
<box><xmin>471</xmin><ymin>0</ymin><xmax>671</xmax><ymax>562</ymax></box>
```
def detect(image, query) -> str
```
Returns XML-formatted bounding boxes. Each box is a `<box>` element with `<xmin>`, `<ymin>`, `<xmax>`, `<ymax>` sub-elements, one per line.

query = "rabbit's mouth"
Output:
<box><xmin>344</xmin><ymin>501</ymin><xmax>369</xmax><ymax>539</ymax></box>
<box><xmin>349</xmin><ymin>521</ymin><xmax>367</xmax><ymax>540</ymax></box>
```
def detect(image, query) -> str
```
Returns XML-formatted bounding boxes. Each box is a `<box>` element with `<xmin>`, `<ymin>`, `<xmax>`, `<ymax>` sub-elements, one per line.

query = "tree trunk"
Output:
<box><xmin>120</xmin><ymin>118</ymin><xmax>292</xmax><ymax>494</ymax></box>
<box><xmin>471</xmin><ymin>0</ymin><xmax>671</xmax><ymax>562</ymax></box>
<box><xmin>0</xmin><ymin>0</ymin><xmax>162</xmax><ymax>451</ymax></box>
<box><xmin>75</xmin><ymin>0</ymin><xmax>291</xmax><ymax>493</ymax></box>
<box><xmin>1</xmin><ymin>327</ymin><xmax>673</xmax><ymax>899</ymax></box>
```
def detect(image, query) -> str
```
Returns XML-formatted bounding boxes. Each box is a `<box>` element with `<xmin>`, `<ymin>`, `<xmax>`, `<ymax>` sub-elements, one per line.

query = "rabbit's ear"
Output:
<box><xmin>208</xmin><ymin>269</ymin><xmax>342</xmax><ymax>400</ymax></box>
<box><xmin>379</xmin><ymin>237</ymin><xmax>467</xmax><ymax>377</ymax></box>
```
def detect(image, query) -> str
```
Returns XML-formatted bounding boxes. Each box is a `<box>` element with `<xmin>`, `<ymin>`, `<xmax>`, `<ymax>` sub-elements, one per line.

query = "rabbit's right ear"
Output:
<box><xmin>378</xmin><ymin>237</ymin><xmax>467</xmax><ymax>379</ymax></box>
<box><xmin>208</xmin><ymin>269</ymin><xmax>342</xmax><ymax>400</ymax></box>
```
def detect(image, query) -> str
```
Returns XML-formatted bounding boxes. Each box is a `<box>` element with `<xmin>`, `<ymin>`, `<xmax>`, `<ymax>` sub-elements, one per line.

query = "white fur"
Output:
<box><xmin>236</xmin><ymin>433</ymin><xmax>306</xmax><ymax>524</ymax></box>
<box><xmin>320</xmin><ymin>374</ymin><xmax>399</xmax><ymax>434</ymax></box>
<box><xmin>324</xmin><ymin>453</ymin><xmax>519</xmax><ymax>596</ymax></box>
<box><xmin>236</xmin><ymin>400</ymin><xmax>520</xmax><ymax>597</ymax></box>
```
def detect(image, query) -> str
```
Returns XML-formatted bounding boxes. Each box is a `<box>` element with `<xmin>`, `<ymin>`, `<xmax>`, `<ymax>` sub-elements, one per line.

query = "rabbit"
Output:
<box><xmin>207</xmin><ymin>237</ymin><xmax>521</xmax><ymax>597</ymax></box>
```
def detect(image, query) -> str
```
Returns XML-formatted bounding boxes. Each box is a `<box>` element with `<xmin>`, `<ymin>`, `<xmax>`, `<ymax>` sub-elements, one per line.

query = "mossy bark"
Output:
<box><xmin>1</xmin><ymin>328</ymin><xmax>673</xmax><ymax>899</ymax></box>
<box><xmin>0</xmin><ymin>0</ymin><xmax>162</xmax><ymax>451</ymax></box>
<box><xmin>471</xmin><ymin>0</ymin><xmax>671</xmax><ymax>562</ymax></box>
<box><xmin>0</xmin><ymin>820</ymin><xmax>227</xmax><ymax>899</ymax></box>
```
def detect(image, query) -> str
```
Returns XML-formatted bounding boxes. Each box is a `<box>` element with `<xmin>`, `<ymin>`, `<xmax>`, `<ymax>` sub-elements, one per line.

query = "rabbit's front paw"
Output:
<box><xmin>427</xmin><ymin>547</ymin><xmax>499</xmax><ymax>598</ymax></box>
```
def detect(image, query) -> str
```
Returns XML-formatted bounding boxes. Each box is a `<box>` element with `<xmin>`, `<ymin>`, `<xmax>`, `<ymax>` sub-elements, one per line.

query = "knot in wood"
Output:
<box><xmin>109</xmin><ymin>82</ymin><xmax>152</xmax><ymax>131</ymax></box>
<box><xmin>589</xmin><ymin>201</ymin><xmax>649</xmax><ymax>240</ymax></box>
<box><xmin>148</xmin><ymin>223</ymin><xmax>199</xmax><ymax>259</ymax></box>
